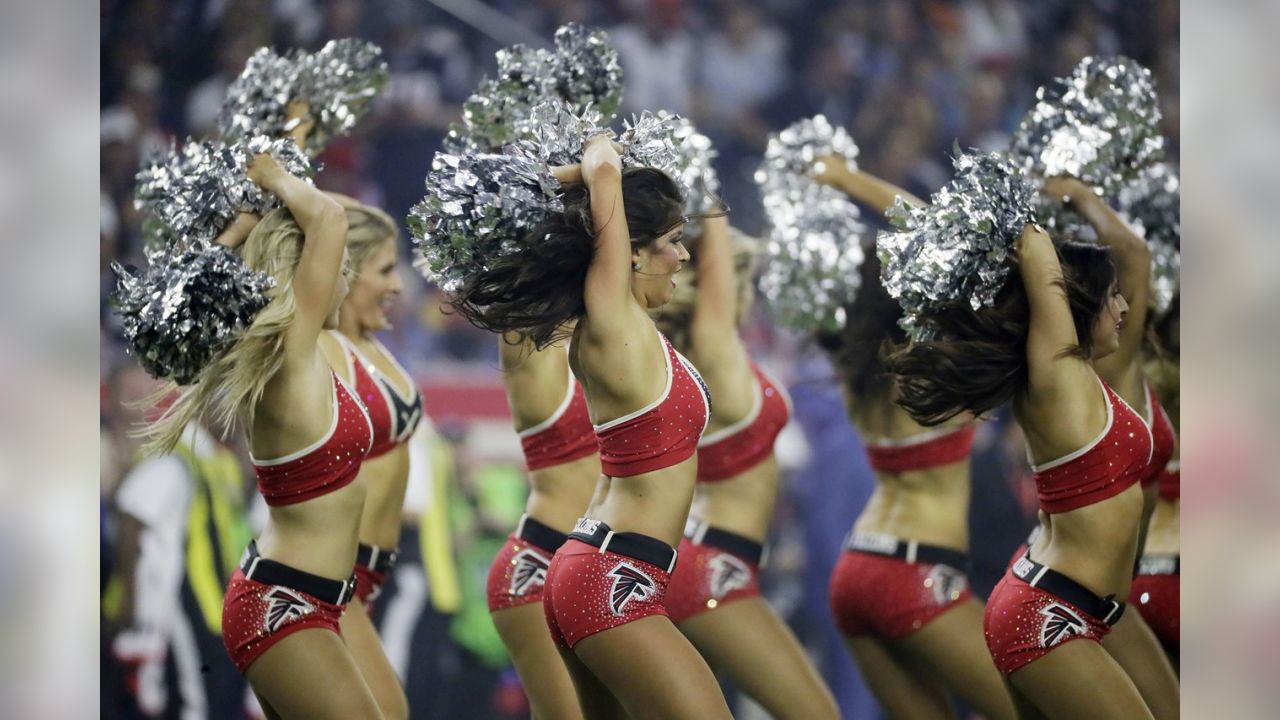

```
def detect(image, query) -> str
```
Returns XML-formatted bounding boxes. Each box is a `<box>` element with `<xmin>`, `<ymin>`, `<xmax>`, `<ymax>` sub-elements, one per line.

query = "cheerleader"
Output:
<box><xmin>654</xmin><ymin>214</ymin><xmax>839</xmax><ymax>719</ymax></box>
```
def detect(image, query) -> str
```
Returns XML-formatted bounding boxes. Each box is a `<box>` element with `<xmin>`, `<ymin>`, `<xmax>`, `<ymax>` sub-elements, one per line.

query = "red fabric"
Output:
<box><xmin>696</xmin><ymin>362</ymin><xmax>791</xmax><ymax>482</ymax></box>
<box><xmin>343</xmin><ymin>345</ymin><xmax>398</xmax><ymax>459</ymax></box>
<box><xmin>486</xmin><ymin>534</ymin><xmax>555</xmax><ymax>612</ymax></box>
<box><xmin>1157</xmin><ymin>462</ymin><xmax>1180</xmax><ymax>501</ymax></box>
<box><xmin>1141</xmin><ymin>385</ymin><xmax>1177</xmax><ymax>488</ymax></box>
<box><xmin>519</xmin><ymin>380</ymin><xmax>598</xmax><ymax>472</ymax></box>
<box><xmin>542</xmin><ymin>539</ymin><xmax>672</xmax><ymax>648</ymax></box>
<box><xmin>221</xmin><ymin>568</ymin><xmax>346</xmax><ymax>673</ymax></box>
<box><xmin>1031</xmin><ymin>379</ymin><xmax>1153</xmax><ymax>513</ymax></box>
<box><xmin>253</xmin><ymin>372</ymin><xmax>373</xmax><ymax>507</ymax></box>
<box><xmin>353</xmin><ymin>565</ymin><xmax>388</xmax><ymax>611</ymax></box>
<box><xmin>665</xmin><ymin>537</ymin><xmax>761</xmax><ymax>623</ymax></box>
<box><xmin>864</xmin><ymin>425</ymin><xmax>977</xmax><ymax>474</ymax></box>
<box><xmin>1130</xmin><ymin>571</ymin><xmax>1179</xmax><ymax>653</ymax></box>
<box><xmin>983</xmin><ymin>571</ymin><xmax>1113</xmax><ymax>675</ymax></box>
<box><xmin>828</xmin><ymin>550</ymin><xmax>972</xmax><ymax>640</ymax></box>
<box><xmin>594</xmin><ymin>334</ymin><xmax>711</xmax><ymax>478</ymax></box>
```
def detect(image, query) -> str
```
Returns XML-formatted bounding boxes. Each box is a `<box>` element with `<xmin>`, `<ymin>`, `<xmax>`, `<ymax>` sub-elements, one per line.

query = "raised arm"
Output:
<box><xmin>1043</xmin><ymin>177</ymin><xmax>1151</xmax><ymax>381</ymax></box>
<box><xmin>1018</xmin><ymin>224</ymin><xmax>1087</xmax><ymax>398</ymax></box>
<box><xmin>580</xmin><ymin>136</ymin><xmax>634</xmax><ymax>330</ymax></box>
<box><xmin>689</xmin><ymin>214</ymin><xmax>741</xmax><ymax>351</ymax></box>
<box><xmin>815</xmin><ymin>153</ymin><xmax>926</xmax><ymax>213</ymax></box>
<box><xmin>246</xmin><ymin>153</ymin><xmax>348</xmax><ymax>357</ymax></box>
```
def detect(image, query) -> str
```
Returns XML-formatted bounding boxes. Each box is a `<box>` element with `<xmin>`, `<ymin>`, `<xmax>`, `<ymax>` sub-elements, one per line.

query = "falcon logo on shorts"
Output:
<box><xmin>1039</xmin><ymin>602</ymin><xmax>1086</xmax><ymax>648</ymax></box>
<box><xmin>607</xmin><ymin>562</ymin><xmax>656</xmax><ymax>615</ymax></box>
<box><xmin>509</xmin><ymin>548</ymin><xmax>551</xmax><ymax>597</ymax></box>
<box><xmin>263</xmin><ymin>587</ymin><xmax>315</xmax><ymax>633</ymax></box>
<box><xmin>926</xmin><ymin>565</ymin><xmax>968</xmax><ymax>606</ymax></box>
<box><xmin>709</xmin><ymin>554</ymin><xmax>751</xmax><ymax>598</ymax></box>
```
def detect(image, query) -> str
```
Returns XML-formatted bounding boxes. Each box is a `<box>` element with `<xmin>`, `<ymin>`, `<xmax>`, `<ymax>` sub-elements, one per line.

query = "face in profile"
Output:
<box><xmin>632</xmin><ymin>225</ymin><xmax>690</xmax><ymax>309</ymax></box>
<box><xmin>343</xmin><ymin>238</ymin><xmax>403</xmax><ymax>333</ymax></box>
<box><xmin>1090</xmin><ymin>281</ymin><xmax>1129</xmax><ymax>359</ymax></box>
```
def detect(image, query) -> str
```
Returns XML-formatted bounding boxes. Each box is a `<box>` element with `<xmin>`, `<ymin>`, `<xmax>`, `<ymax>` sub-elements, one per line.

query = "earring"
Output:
<box><xmin>632</xmin><ymin>262</ymin><xmax>642</xmax><ymax>271</ymax></box>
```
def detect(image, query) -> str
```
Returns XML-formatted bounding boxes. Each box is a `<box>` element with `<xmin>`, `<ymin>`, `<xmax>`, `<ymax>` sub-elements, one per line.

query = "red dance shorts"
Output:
<box><xmin>487</xmin><ymin>514</ymin><xmax>568</xmax><ymax>612</ymax></box>
<box><xmin>984</xmin><ymin>554</ymin><xmax>1124</xmax><ymax>675</ymax></box>
<box><xmin>543</xmin><ymin>518</ymin><xmax>677</xmax><ymax>649</ymax></box>
<box><xmin>666</xmin><ymin>520</ymin><xmax>764</xmax><ymax>624</ymax></box>
<box><xmin>221</xmin><ymin>542</ymin><xmax>355</xmax><ymax>673</ymax></box>
<box><xmin>353</xmin><ymin>543</ymin><xmax>398</xmax><ymax>612</ymax></box>
<box><xmin>829</xmin><ymin>535</ymin><xmax>973</xmax><ymax>641</ymax></box>
<box><xmin>1129</xmin><ymin>555</ymin><xmax>1179</xmax><ymax>654</ymax></box>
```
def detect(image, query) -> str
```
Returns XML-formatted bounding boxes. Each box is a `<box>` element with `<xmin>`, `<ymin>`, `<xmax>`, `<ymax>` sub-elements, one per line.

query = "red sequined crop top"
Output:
<box><xmin>251</xmin><ymin>371</ymin><xmax>374</xmax><ymax>506</ymax></box>
<box><xmin>863</xmin><ymin>425</ymin><xmax>977</xmax><ymax>474</ymax></box>
<box><xmin>1029</xmin><ymin>377</ymin><xmax>1153</xmax><ymax>514</ymax></box>
<box><xmin>593</xmin><ymin>331</ymin><xmax>712</xmax><ymax>478</ymax></box>
<box><xmin>696</xmin><ymin>361</ymin><xmax>791</xmax><ymax>482</ymax></box>
<box><xmin>1140</xmin><ymin>384</ymin><xmax>1176</xmax><ymax>489</ymax></box>
<box><xmin>333</xmin><ymin>332</ymin><xmax>423</xmax><ymax>460</ymax></box>
<box><xmin>519</xmin><ymin>365</ymin><xmax>598</xmax><ymax>472</ymax></box>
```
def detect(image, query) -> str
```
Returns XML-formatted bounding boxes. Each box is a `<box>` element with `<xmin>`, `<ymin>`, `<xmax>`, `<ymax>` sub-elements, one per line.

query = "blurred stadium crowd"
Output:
<box><xmin>100</xmin><ymin>0</ymin><xmax>1178</xmax><ymax>717</ymax></box>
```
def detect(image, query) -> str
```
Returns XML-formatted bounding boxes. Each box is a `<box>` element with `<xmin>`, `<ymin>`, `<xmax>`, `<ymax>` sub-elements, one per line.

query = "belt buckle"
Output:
<box><xmin>1100</xmin><ymin>596</ymin><xmax>1124</xmax><ymax>625</ymax></box>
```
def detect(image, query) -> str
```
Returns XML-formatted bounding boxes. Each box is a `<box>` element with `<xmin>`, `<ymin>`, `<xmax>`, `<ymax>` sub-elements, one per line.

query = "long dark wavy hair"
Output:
<box><xmin>813</xmin><ymin>249</ymin><xmax>906</xmax><ymax>405</ymax></box>
<box><xmin>885</xmin><ymin>241</ymin><xmax>1117</xmax><ymax>426</ymax></box>
<box><xmin>450</xmin><ymin>167</ymin><xmax>685</xmax><ymax>348</ymax></box>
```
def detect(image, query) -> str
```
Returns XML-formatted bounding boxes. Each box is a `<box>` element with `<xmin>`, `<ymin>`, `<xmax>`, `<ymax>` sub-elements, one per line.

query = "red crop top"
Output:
<box><xmin>863</xmin><ymin>425</ymin><xmax>977</xmax><ymax>474</ymax></box>
<box><xmin>1157</xmin><ymin>460</ymin><xmax>1179</xmax><ymax>501</ymax></box>
<box><xmin>594</xmin><ymin>331</ymin><xmax>712</xmax><ymax>478</ymax></box>
<box><xmin>1140</xmin><ymin>384</ymin><xmax>1177</xmax><ymax>489</ymax></box>
<box><xmin>252</xmin><ymin>371</ymin><xmax>374</xmax><ymax>506</ymax></box>
<box><xmin>333</xmin><ymin>333</ymin><xmax>424</xmax><ymax>459</ymax></box>
<box><xmin>1029</xmin><ymin>377</ymin><xmax>1153</xmax><ymax>514</ymax></box>
<box><xmin>519</xmin><ymin>365</ymin><xmax>598</xmax><ymax>471</ymax></box>
<box><xmin>696</xmin><ymin>361</ymin><xmax>791</xmax><ymax>482</ymax></box>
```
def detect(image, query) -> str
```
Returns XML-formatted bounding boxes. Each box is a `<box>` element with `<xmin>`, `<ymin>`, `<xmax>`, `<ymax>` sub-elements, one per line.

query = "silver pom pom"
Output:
<box><xmin>111</xmin><ymin>245</ymin><xmax>276</xmax><ymax>384</ymax></box>
<box><xmin>296</xmin><ymin>38</ymin><xmax>390</xmax><ymax>150</ymax></box>
<box><xmin>133</xmin><ymin>136</ymin><xmax>316</xmax><ymax>250</ymax></box>
<box><xmin>878</xmin><ymin>151</ymin><xmax>1037</xmax><ymax>339</ymax></box>
<box><xmin>1115</xmin><ymin>162</ymin><xmax>1180</xmax><ymax>315</ymax></box>
<box><xmin>670</xmin><ymin>118</ymin><xmax>720</xmax><ymax>224</ymax></box>
<box><xmin>755</xmin><ymin>116</ymin><xmax>866</xmax><ymax>331</ymax></box>
<box><xmin>618</xmin><ymin>110</ymin><xmax>684</xmax><ymax>178</ymax></box>
<box><xmin>408</xmin><ymin>152</ymin><xmax>564</xmax><ymax>292</ymax></box>
<box><xmin>1010</xmin><ymin>56</ymin><xmax>1165</xmax><ymax>235</ymax></box>
<box><xmin>219</xmin><ymin>40</ymin><xmax>387</xmax><ymax>154</ymax></box>
<box><xmin>505</xmin><ymin>98</ymin><xmax>609</xmax><ymax>167</ymax></box>
<box><xmin>551</xmin><ymin>23</ymin><xmax>624</xmax><ymax>120</ymax></box>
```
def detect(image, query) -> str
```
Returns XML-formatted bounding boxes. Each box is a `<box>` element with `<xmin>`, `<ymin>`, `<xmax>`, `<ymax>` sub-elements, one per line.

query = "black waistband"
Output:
<box><xmin>684</xmin><ymin>520</ymin><xmax>765</xmax><ymax>566</ymax></box>
<box><xmin>569</xmin><ymin>518</ymin><xmax>678</xmax><ymax>573</ymax></box>
<box><xmin>355</xmin><ymin>543</ymin><xmax>399</xmax><ymax>574</ymax></box>
<box><xmin>1136</xmin><ymin>555</ymin><xmax>1180</xmax><ymax>577</ymax></box>
<box><xmin>843</xmin><ymin>531</ymin><xmax>970</xmax><ymax>573</ymax></box>
<box><xmin>1011</xmin><ymin>552</ymin><xmax>1125</xmax><ymax>626</ymax></box>
<box><xmin>516</xmin><ymin>514</ymin><xmax>570</xmax><ymax>555</ymax></box>
<box><xmin>240</xmin><ymin>541</ymin><xmax>356</xmax><ymax>606</ymax></box>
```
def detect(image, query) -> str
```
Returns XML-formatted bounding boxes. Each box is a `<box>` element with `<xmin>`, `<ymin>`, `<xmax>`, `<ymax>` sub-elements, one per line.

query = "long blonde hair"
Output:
<box><xmin>141</xmin><ymin>208</ymin><xmax>308</xmax><ymax>454</ymax></box>
<box><xmin>344</xmin><ymin>203</ymin><xmax>398</xmax><ymax>275</ymax></box>
<box><xmin>652</xmin><ymin>228</ymin><xmax>760</xmax><ymax>353</ymax></box>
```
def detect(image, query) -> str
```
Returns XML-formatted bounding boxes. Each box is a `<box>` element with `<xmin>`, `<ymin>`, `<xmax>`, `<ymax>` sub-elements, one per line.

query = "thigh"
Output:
<box><xmin>340</xmin><ymin>599</ymin><xmax>408</xmax><ymax>720</ymax></box>
<box><xmin>897</xmin><ymin>599</ymin><xmax>1017</xmax><ymax>720</ymax></box>
<box><xmin>491</xmin><ymin>602</ymin><xmax>584</xmax><ymax>720</ymax></box>
<box><xmin>842</xmin><ymin>634</ymin><xmax>954</xmax><ymax>720</ymax></box>
<box><xmin>574</xmin><ymin>615</ymin><xmax>733</xmax><ymax>720</ymax></box>
<box><xmin>1100</xmin><ymin>611</ymin><xmax>1180</xmax><ymax>719</ymax></box>
<box><xmin>245</xmin><ymin>627</ymin><xmax>383</xmax><ymax>720</ymax></box>
<box><xmin>558</xmin><ymin>646</ymin><xmax>626</xmax><ymax>720</ymax></box>
<box><xmin>679</xmin><ymin>598</ymin><xmax>838</xmax><ymax>720</ymax></box>
<box><xmin>1010</xmin><ymin>639</ymin><xmax>1154</xmax><ymax>720</ymax></box>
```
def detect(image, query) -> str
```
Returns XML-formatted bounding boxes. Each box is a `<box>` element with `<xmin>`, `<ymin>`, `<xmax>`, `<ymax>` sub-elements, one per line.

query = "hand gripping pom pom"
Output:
<box><xmin>878</xmin><ymin>151</ymin><xmax>1037</xmax><ymax>340</ymax></box>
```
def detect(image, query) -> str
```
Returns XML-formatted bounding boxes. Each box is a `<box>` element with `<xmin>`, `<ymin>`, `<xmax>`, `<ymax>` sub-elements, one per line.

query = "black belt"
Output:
<box><xmin>1136</xmin><ymin>555</ymin><xmax>1180</xmax><ymax>577</ymax></box>
<box><xmin>240</xmin><ymin>541</ymin><xmax>356</xmax><ymax>605</ymax></box>
<box><xmin>684</xmin><ymin>519</ymin><xmax>765</xmax><ymax>566</ymax></box>
<box><xmin>516</xmin><ymin>514</ymin><xmax>570</xmax><ymax>555</ymax></box>
<box><xmin>569</xmin><ymin>518</ymin><xmax>678</xmax><ymax>573</ymax></box>
<box><xmin>843</xmin><ymin>531</ymin><xmax>970</xmax><ymax>573</ymax></box>
<box><xmin>355</xmin><ymin>543</ymin><xmax>399</xmax><ymax>574</ymax></box>
<box><xmin>1012</xmin><ymin>552</ymin><xmax>1125</xmax><ymax>626</ymax></box>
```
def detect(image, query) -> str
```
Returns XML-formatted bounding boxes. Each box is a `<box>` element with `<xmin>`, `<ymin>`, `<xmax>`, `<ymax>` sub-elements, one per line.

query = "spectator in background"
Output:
<box><xmin>611</xmin><ymin>0</ymin><xmax>695</xmax><ymax>117</ymax></box>
<box><xmin>184</xmin><ymin>30</ymin><xmax>263</xmax><ymax>137</ymax></box>
<box><xmin>697</xmin><ymin>3</ymin><xmax>787</xmax><ymax>134</ymax></box>
<box><xmin>959</xmin><ymin>0</ymin><xmax>1027</xmax><ymax>73</ymax></box>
